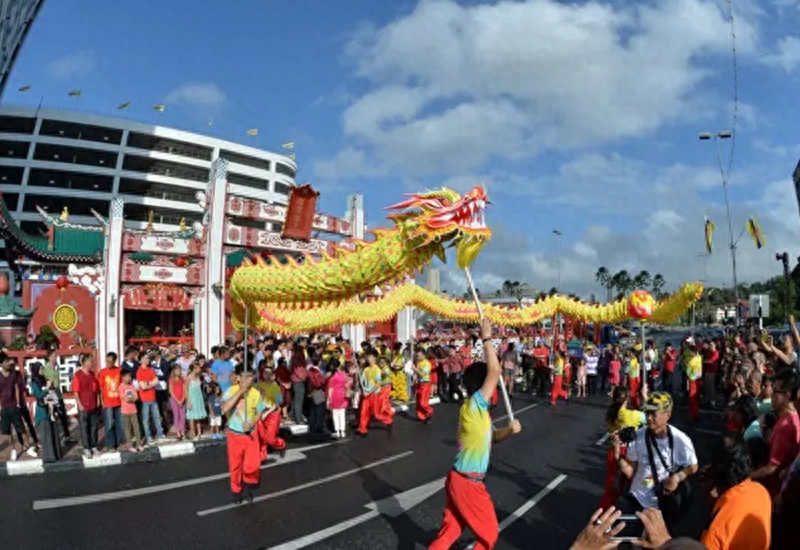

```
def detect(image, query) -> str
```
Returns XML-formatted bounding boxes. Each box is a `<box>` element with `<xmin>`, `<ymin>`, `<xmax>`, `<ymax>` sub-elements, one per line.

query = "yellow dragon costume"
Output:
<box><xmin>229</xmin><ymin>187</ymin><xmax>702</xmax><ymax>334</ymax></box>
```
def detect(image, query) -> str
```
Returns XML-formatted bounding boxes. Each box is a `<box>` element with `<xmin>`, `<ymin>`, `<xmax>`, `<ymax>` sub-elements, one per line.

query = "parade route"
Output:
<box><xmin>0</xmin><ymin>395</ymin><xmax>638</xmax><ymax>550</ymax></box>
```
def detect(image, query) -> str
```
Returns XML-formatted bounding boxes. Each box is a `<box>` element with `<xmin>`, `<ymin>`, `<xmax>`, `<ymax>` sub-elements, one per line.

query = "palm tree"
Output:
<box><xmin>633</xmin><ymin>270</ymin><xmax>652</xmax><ymax>290</ymax></box>
<box><xmin>501</xmin><ymin>280</ymin><xmax>531</xmax><ymax>304</ymax></box>
<box><xmin>548</xmin><ymin>287</ymin><xmax>558</xmax><ymax>296</ymax></box>
<box><xmin>595</xmin><ymin>266</ymin><xmax>612</xmax><ymax>303</ymax></box>
<box><xmin>462</xmin><ymin>288</ymin><xmax>481</xmax><ymax>300</ymax></box>
<box><xmin>610</xmin><ymin>270</ymin><xmax>632</xmax><ymax>300</ymax></box>
<box><xmin>651</xmin><ymin>274</ymin><xmax>666</xmax><ymax>297</ymax></box>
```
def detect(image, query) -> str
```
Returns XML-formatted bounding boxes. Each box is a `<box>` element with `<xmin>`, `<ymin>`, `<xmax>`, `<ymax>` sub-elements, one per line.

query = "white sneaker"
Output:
<box><xmin>25</xmin><ymin>446</ymin><xmax>37</xmax><ymax>458</ymax></box>
<box><xmin>10</xmin><ymin>449</ymin><xmax>17</xmax><ymax>461</ymax></box>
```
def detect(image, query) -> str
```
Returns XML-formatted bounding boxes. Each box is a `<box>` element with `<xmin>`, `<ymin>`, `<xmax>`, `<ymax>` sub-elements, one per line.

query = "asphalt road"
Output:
<box><xmin>0</xmin><ymin>392</ymin><xmax>721</xmax><ymax>550</ymax></box>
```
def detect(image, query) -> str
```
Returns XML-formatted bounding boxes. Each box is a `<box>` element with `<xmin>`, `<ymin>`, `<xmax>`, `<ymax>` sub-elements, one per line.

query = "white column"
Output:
<box><xmin>202</xmin><ymin>159</ymin><xmax>228</xmax><ymax>355</ymax></box>
<box><xmin>116</xmin><ymin>293</ymin><xmax>125</xmax><ymax>354</ymax></box>
<box><xmin>193</xmin><ymin>297</ymin><xmax>204</xmax><ymax>353</ymax></box>
<box><xmin>105</xmin><ymin>198</ymin><xmax>124</xmax><ymax>355</ymax></box>
<box><xmin>344</xmin><ymin>193</ymin><xmax>366</xmax><ymax>343</ymax></box>
<box><xmin>95</xmin><ymin>294</ymin><xmax>106</xmax><ymax>361</ymax></box>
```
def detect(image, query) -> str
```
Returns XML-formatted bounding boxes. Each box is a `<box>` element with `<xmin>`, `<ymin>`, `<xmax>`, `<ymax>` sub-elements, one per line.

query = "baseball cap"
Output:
<box><xmin>644</xmin><ymin>391</ymin><xmax>673</xmax><ymax>412</ymax></box>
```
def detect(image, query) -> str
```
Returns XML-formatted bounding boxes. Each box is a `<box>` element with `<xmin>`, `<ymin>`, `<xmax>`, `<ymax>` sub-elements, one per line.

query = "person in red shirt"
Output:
<box><xmin>98</xmin><ymin>352</ymin><xmax>123</xmax><ymax>451</ymax></box>
<box><xmin>136</xmin><ymin>354</ymin><xmax>165</xmax><ymax>444</ymax></box>
<box><xmin>71</xmin><ymin>354</ymin><xmax>100</xmax><ymax>457</ymax></box>
<box><xmin>751</xmin><ymin>370</ymin><xmax>800</xmax><ymax>496</ymax></box>
<box><xmin>703</xmin><ymin>341</ymin><xmax>720</xmax><ymax>407</ymax></box>
<box><xmin>661</xmin><ymin>343</ymin><xmax>677</xmax><ymax>396</ymax></box>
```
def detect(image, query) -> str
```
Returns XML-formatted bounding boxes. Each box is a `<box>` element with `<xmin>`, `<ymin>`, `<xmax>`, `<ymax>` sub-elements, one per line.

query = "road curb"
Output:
<box><xmin>0</xmin><ymin>396</ymin><xmax>445</xmax><ymax>477</ymax></box>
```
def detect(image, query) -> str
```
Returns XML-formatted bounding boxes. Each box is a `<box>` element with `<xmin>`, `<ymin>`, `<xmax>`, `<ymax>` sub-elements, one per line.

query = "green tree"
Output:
<box><xmin>651</xmin><ymin>274</ymin><xmax>666</xmax><ymax>298</ymax></box>
<box><xmin>633</xmin><ymin>270</ymin><xmax>652</xmax><ymax>290</ymax></box>
<box><xmin>610</xmin><ymin>270</ymin><xmax>632</xmax><ymax>300</ymax></box>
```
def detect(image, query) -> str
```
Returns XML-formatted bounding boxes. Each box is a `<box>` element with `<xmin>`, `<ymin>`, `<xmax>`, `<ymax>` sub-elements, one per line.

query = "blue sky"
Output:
<box><xmin>8</xmin><ymin>0</ymin><xmax>800</xmax><ymax>298</ymax></box>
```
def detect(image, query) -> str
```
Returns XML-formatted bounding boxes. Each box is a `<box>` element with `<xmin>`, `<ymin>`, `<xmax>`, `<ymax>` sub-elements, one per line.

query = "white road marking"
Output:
<box><xmin>465</xmin><ymin>474</ymin><xmax>568</xmax><ymax>550</ymax></box>
<box><xmin>196</xmin><ymin>450</ymin><xmax>415</xmax><ymax>517</ymax></box>
<box><xmin>266</xmin><ymin>477</ymin><xmax>446</xmax><ymax>550</ymax></box>
<box><xmin>493</xmin><ymin>402</ymin><xmax>541</xmax><ymax>425</ymax></box>
<box><xmin>595</xmin><ymin>433</ymin><xmax>610</xmax><ymax>446</ymax></box>
<box><xmin>6</xmin><ymin>459</ymin><xmax>44</xmax><ymax>476</ymax></box>
<box><xmin>158</xmin><ymin>442</ymin><xmax>195</xmax><ymax>459</ymax></box>
<box><xmin>32</xmin><ymin>440</ymin><xmax>341</xmax><ymax>511</ymax></box>
<box><xmin>82</xmin><ymin>451</ymin><xmax>122</xmax><ymax>468</ymax></box>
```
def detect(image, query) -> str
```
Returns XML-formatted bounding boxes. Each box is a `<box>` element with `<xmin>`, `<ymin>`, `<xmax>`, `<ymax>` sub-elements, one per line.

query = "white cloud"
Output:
<box><xmin>763</xmin><ymin>35</ymin><xmax>800</xmax><ymax>71</ymax></box>
<box><xmin>165</xmin><ymin>83</ymin><xmax>227</xmax><ymax>108</ymax></box>
<box><xmin>321</xmin><ymin>0</ymin><xmax>758</xmax><ymax>179</ymax></box>
<box><xmin>48</xmin><ymin>52</ymin><xmax>95</xmax><ymax>79</ymax></box>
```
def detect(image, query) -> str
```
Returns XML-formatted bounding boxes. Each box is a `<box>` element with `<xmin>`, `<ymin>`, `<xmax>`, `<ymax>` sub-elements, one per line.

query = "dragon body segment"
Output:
<box><xmin>229</xmin><ymin>186</ymin><xmax>490</xmax><ymax>305</ymax></box>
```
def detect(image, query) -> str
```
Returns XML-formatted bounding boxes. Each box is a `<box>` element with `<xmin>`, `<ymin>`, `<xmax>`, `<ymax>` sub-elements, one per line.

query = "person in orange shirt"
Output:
<box><xmin>550</xmin><ymin>350</ymin><xmax>569</xmax><ymax>406</ymax></box>
<box><xmin>357</xmin><ymin>353</ymin><xmax>393</xmax><ymax>436</ymax></box>
<box><xmin>698</xmin><ymin>439</ymin><xmax>771</xmax><ymax>550</ymax></box>
<box><xmin>98</xmin><ymin>352</ymin><xmax>123</xmax><ymax>451</ymax></box>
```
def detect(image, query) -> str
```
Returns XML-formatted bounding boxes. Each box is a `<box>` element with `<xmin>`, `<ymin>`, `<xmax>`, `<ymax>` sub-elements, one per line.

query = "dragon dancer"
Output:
<box><xmin>357</xmin><ymin>352</ymin><xmax>393</xmax><ymax>436</ymax></box>
<box><xmin>222</xmin><ymin>364</ymin><xmax>276</xmax><ymax>504</ymax></box>
<box><xmin>256</xmin><ymin>366</ymin><xmax>286</xmax><ymax>461</ymax></box>
<box><xmin>429</xmin><ymin>318</ymin><xmax>521</xmax><ymax>550</ymax></box>
<box><xmin>413</xmin><ymin>349</ymin><xmax>434</xmax><ymax>423</ymax></box>
<box><xmin>378</xmin><ymin>356</ymin><xmax>395</xmax><ymax>423</ymax></box>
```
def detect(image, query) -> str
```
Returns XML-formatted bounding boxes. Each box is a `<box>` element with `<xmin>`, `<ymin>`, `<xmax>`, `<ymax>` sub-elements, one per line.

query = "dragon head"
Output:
<box><xmin>385</xmin><ymin>185</ymin><xmax>491</xmax><ymax>269</ymax></box>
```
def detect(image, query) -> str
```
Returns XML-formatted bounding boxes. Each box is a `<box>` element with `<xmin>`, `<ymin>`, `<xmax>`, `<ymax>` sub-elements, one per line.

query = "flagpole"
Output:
<box><xmin>465</xmin><ymin>266</ymin><xmax>514</xmax><ymax>422</ymax></box>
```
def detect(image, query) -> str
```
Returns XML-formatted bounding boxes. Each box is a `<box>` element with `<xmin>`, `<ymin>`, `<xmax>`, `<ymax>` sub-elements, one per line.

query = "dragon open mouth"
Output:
<box><xmin>430</xmin><ymin>198</ymin><xmax>488</xmax><ymax>231</ymax></box>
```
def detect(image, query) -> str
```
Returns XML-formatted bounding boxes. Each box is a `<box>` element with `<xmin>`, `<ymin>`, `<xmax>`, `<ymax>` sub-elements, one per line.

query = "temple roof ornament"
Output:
<box><xmin>60</xmin><ymin>206</ymin><xmax>68</xmax><ymax>222</ymax></box>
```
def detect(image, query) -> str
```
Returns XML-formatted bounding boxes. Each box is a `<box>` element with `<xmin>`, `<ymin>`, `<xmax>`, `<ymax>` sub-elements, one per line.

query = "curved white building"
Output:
<box><xmin>0</xmin><ymin>105</ymin><xmax>297</xmax><ymax>237</ymax></box>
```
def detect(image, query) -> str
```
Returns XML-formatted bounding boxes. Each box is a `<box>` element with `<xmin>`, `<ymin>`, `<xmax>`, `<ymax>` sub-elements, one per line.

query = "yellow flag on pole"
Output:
<box><xmin>704</xmin><ymin>217</ymin><xmax>715</xmax><ymax>254</ymax></box>
<box><xmin>746</xmin><ymin>216</ymin><xmax>765</xmax><ymax>249</ymax></box>
<box><xmin>246</xmin><ymin>129</ymin><xmax>258</xmax><ymax>136</ymax></box>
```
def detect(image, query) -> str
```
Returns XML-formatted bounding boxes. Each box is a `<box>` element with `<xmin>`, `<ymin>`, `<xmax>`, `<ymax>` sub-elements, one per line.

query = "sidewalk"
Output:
<box><xmin>0</xmin><ymin>396</ymin><xmax>444</xmax><ymax>477</ymax></box>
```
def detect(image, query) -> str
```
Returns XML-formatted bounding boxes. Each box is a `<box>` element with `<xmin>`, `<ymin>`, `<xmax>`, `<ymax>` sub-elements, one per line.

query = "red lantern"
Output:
<box><xmin>55</xmin><ymin>276</ymin><xmax>69</xmax><ymax>290</ymax></box>
<box><xmin>174</xmin><ymin>256</ymin><xmax>188</xmax><ymax>268</ymax></box>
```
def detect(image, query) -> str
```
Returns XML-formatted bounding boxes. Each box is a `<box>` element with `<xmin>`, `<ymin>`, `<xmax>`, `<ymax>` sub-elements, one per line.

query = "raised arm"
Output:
<box><xmin>479</xmin><ymin>318</ymin><xmax>501</xmax><ymax>403</ymax></box>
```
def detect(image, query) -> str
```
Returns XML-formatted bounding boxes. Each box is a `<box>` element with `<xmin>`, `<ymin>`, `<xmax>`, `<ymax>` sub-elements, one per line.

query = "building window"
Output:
<box><xmin>2</xmin><ymin>193</ymin><xmax>20</xmax><ymax>210</ymax></box>
<box><xmin>274</xmin><ymin>182</ymin><xmax>291</xmax><ymax>196</ymax></box>
<box><xmin>0</xmin><ymin>139</ymin><xmax>31</xmax><ymax>158</ymax></box>
<box><xmin>275</xmin><ymin>162</ymin><xmax>296</xmax><ymax>178</ymax></box>
<box><xmin>0</xmin><ymin>165</ymin><xmax>24</xmax><ymax>184</ymax></box>
<box><xmin>27</xmin><ymin>168</ymin><xmax>113</xmax><ymax>193</ymax></box>
<box><xmin>126</xmin><ymin>132</ymin><xmax>212</xmax><ymax>161</ymax></box>
<box><xmin>32</xmin><ymin>143</ymin><xmax>118</xmax><ymax>168</ymax></box>
<box><xmin>39</xmin><ymin>119</ymin><xmax>123</xmax><ymax>145</ymax></box>
<box><xmin>23</xmin><ymin>194</ymin><xmax>110</xmax><ymax>217</ymax></box>
<box><xmin>121</xmin><ymin>154</ymin><xmax>209</xmax><ymax>182</ymax></box>
<box><xmin>123</xmin><ymin>203</ymin><xmax>202</xmax><ymax>226</ymax></box>
<box><xmin>228</xmin><ymin>171</ymin><xmax>269</xmax><ymax>190</ymax></box>
<box><xmin>0</xmin><ymin>115</ymin><xmax>35</xmax><ymax>134</ymax></box>
<box><xmin>219</xmin><ymin>150</ymin><xmax>271</xmax><ymax>171</ymax></box>
<box><xmin>118</xmin><ymin>178</ymin><xmax>198</xmax><ymax>203</ymax></box>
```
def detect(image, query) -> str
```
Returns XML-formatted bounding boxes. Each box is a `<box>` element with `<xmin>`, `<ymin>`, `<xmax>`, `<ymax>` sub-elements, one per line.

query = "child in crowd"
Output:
<box><xmin>608</xmin><ymin>351</ymin><xmax>621</xmax><ymax>397</ymax></box>
<box><xmin>118</xmin><ymin>370</ymin><xmax>143</xmax><ymax>453</ymax></box>
<box><xmin>168</xmin><ymin>365</ymin><xmax>187</xmax><ymax>440</ymax></box>
<box><xmin>207</xmin><ymin>383</ymin><xmax>224</xmax><ymax>440</ymax></box>
<box><xmin>186</xmin><ymin>361</ymin><xmax>207</xmax><ymax>440</ymax></box>
<box><xmin>576</xmin><ymin>356</ymin><xmax>588</xmax><ymax>398</ymax></box>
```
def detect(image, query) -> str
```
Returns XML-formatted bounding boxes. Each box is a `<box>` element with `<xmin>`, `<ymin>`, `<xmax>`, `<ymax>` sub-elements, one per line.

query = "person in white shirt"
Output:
<box><xmin>613</xmin><ymin>391</ymin><xmax>698</xmax><ymax>531</ymax></box>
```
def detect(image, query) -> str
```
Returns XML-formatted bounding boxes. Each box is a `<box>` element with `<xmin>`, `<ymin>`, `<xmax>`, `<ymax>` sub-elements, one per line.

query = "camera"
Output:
<box><xmin>618</xmin><ymin>426</ymin><xmax>637</xmax><ymax>444</ymax></box>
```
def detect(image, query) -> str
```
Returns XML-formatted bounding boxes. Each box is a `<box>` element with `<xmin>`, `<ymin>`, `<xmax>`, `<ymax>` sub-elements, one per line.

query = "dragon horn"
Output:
<box><xmin>383</xmin><ymin>194</ymin><xmax>420</xmax><ymax>211</ymax></box>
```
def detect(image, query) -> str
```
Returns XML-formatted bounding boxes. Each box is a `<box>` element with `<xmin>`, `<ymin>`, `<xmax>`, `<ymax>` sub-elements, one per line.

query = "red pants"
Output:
<box><xmin>358</xmin><ymin>393</ymin><xmax>391</xmax><ymax>434</ymax></box>
<box><xmin>257</xmin><ymin>411</ymin><xmax>286</xmax><ymax>461</ymax></box>
<box><xmin>599</xmin><ymin>445</ymin><xmax>628</xmax><ymax>510</ymax></box>
<box><xmin>429</xmin><ymin>470</ymin><xmax>498</xmax><ymax>550</ymax></box>
<box><xmin>417</xmin><ymin>382</ymin><xmax>433</xmax><ymax>421</ymax></box>
<box><xmin>379</xmin><ymin>385</ymin><xmax>395</xmax><ymax>422</ymax></box>
<box><xmin>226</xmin><ymin>431</ymin><xmax>261</xmax><ymax>495</ymax></box>
<box><xmin>550</xmin><ymin>375</ymin><xmax>568</xmax><ymax>404</ymax></box>
<box><xmin>629</xmin><ymin>378</ymin><xmax>640</xmax><ymax>409</ymax></box>
<box><xmin>688</xmin><ymin>379</ymin><xmax>699</xmax><ymax>421</ymax></box>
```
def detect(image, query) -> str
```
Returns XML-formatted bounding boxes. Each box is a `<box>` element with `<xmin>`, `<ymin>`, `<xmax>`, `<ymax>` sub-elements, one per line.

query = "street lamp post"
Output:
<box><xmin>552</xmin><ymin>229</ymin><xmax>562</xmax><ymax>291</ymax></box>
<box><xmin>699</xmin><ymin>131</ymin><xmax>739</xmax><ymax>327</ymax></box>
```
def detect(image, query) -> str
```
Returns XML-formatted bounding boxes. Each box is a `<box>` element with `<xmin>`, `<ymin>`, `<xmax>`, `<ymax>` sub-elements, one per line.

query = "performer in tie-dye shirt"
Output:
<box><xmin>429</xmin><ymin>318</ymin><xmax>522</xmax><ymax>550</ymax></box>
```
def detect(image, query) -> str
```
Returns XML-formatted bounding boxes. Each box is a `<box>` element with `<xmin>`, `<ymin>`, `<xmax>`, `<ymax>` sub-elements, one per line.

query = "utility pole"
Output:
<box><xmin>552</xmin><ymin>229</ymin><xmax>562</xmax><ymax>291</ymax></box>
<box><xmin>777</xmin><ymin>252</ymin><xmax>791</xmax><ymax>324</ymax></box>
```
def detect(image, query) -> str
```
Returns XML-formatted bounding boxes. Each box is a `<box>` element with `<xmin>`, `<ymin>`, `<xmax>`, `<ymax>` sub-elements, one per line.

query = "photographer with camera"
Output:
<box><xmin>600</xmin><ymin>386</ymin><xmax>646</xmax><ymax>510</ymax></box>
<box><xmin>613</xmin><ymin>392</ymin><xmax>698</xmax><ymax>532</ymax></box>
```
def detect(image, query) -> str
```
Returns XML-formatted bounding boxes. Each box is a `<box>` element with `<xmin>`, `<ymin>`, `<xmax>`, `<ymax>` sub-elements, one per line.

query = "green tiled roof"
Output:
<box><xmin>0</xmin><ymin>193</ymin><xmax>104</xmax><ymax>263</ymax></box>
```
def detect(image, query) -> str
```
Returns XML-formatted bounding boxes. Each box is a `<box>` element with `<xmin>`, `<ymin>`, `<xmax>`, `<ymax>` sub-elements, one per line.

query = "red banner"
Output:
<box><xmin>281</xmin><ymin>183</ymin><xmax>319</xmax><ymax>241</ymax></box>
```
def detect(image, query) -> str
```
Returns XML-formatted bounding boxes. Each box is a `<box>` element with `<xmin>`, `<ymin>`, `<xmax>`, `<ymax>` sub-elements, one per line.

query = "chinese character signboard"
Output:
<box><xmin>282</xmin><ymin>184</ymin><xmax>319</xmax><ymax>242</ymax></box>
